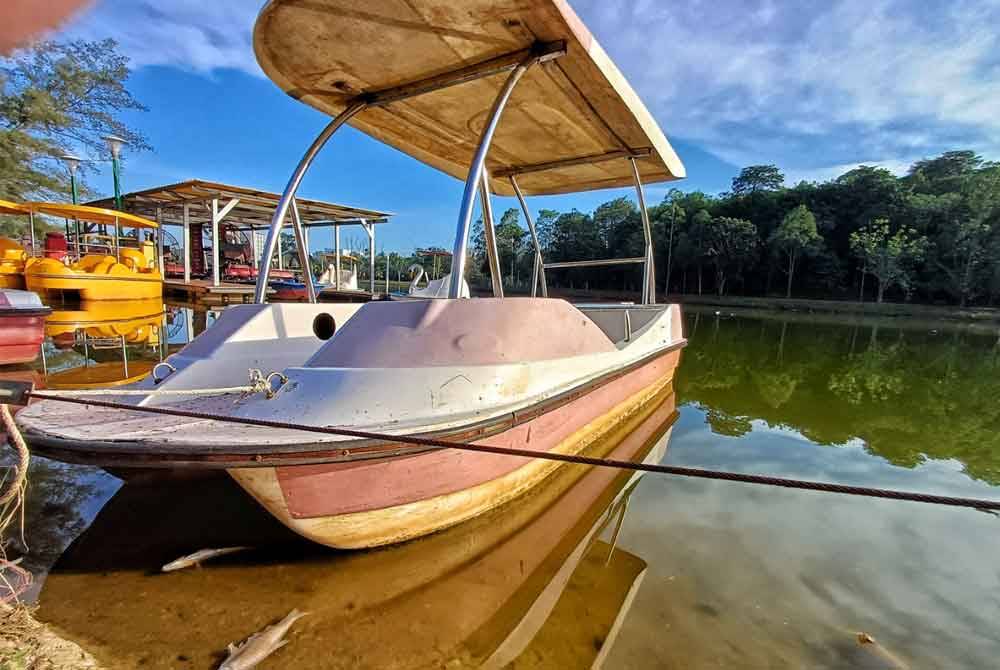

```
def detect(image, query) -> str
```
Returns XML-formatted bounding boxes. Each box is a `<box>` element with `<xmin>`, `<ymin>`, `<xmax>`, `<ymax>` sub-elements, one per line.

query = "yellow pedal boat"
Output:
<box><xmin>24</xmin><ymin>203</ymin><xmax>163</xmax><ymax>301</ymax></box>
<box><xmin>0</xmin><ymin>199</ymin><xmax>32</xmax><ymax>289</ymax></box>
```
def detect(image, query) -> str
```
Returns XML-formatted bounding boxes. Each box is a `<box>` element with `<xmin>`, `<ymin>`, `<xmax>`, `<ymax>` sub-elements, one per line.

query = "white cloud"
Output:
<box><xmin>570</xmin><ymin>0</ymin><xmax>1000</xmax><ymax>171</ymax></box>
<box><xmin>55</xmin><ymin>0</ymin><xmax>1000</xmax><ymax>175</ymax></box>
<box><xmin>62</xmin><ymin>0</ymin><xmax>261</xmax><ymax>76</ymax></box>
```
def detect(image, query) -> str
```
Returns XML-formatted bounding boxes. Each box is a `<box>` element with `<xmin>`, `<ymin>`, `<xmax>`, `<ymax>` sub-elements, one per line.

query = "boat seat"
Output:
<box><xmin>120</xmin><ymin>248</ymin><xmax>149</xmax><ymax>271</ymax></box>
<box><xmin>576</xmin><ymin>304</ymin><xmax>668</xmax><ymax>348</ymax></box>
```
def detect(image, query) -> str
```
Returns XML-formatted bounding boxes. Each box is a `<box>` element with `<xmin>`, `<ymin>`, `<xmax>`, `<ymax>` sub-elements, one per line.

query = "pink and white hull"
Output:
<box><xmin>18</xmin><ymin>298</ymin><xmax>685</xmax><ymax>548</ymax></box>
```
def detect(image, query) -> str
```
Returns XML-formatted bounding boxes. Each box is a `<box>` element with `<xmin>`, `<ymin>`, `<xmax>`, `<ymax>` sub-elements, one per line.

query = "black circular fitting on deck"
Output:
<box><xmin>313</xmin><ymin>313</ymin><xmax>337</xmax><ymax>340</ymax></box>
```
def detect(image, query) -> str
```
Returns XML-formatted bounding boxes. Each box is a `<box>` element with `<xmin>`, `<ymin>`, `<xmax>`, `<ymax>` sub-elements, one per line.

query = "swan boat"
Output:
<box><xmin>17</xmin><ymin>0</ymin><xmax>687</xmax><ymax>549</ymax></box>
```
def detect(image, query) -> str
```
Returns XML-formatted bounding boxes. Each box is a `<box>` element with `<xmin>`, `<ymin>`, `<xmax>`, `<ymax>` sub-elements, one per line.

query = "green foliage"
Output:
<box><xmin>705</xmin><ymin>216</ymin><xmax>757</xmax><ymax>296</ymax></box>
<box><xmin>850</xmin><ymin>219</ymin><xmax>928</xmax><ymax>302</ymax></box>
<box><xmin>769</xmin><ymin>205</ymin><xmax>820</xmax><ymax>298</ymax></box>
<box><xmin>513</xmin><ymin>149</ymin><xmax>999</xmax><ymax>306</ymax></box>
<box><xmin>0</xmin><ymin>38</ymin><xmax>149</xmax><ymax>209</ymax></box>
<box><xmin>731</xmin><ymin>164</ymin><xmax>784</xmax><ymax>195</ymax></box>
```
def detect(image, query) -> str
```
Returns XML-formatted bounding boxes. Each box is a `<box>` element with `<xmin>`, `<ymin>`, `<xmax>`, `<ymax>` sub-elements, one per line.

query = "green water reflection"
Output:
<box><xmin>677</xmin><ymin>308</ymin><xmax>1000</xmax><ymax>484</ymax></box>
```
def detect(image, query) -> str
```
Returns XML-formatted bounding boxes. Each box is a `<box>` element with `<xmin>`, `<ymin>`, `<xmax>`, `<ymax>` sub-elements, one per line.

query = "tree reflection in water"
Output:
<box><xmin>676</xmin><ymin>308</ymin><xmax>1000</xmax><ymax>484</ymax></box>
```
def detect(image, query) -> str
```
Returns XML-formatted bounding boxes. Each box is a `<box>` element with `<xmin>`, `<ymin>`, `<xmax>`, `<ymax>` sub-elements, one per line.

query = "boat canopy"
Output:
<box><xmin>0</xmin><ymin>199</ymin><xmax>31</xmax><ymax>216</ymax></box>
<box><xmin>253</xmin><ymin>0</ymin><xmax>685</xmax><ymax>196</ymax></box>
<box><xmin>25</xmin><ymin>203</ymin><xmax>158</xmax><ymax>228</ymax></box>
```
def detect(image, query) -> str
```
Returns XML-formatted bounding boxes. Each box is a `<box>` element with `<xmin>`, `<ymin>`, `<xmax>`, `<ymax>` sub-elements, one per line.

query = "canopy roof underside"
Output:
<box><xmin>87</xmin><ymin>179</ymin><xmax>392</xmax><ymax>229</ymax></box>
<box><xmin>253</xmin><ymin>0</ymin><xmax>685</xmax><ymax>196</ymax></box>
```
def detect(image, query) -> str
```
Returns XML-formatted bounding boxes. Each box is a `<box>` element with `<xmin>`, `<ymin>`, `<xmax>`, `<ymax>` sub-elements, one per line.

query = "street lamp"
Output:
<box><xmin>103</xmin><ymin>134</ymin><xmax>127</xmax><ymax>209</ymax></box>
<box><xmin>59</xmin><ymin>154</ymin><xmax>82</xmax><ymax>204</ymax></box>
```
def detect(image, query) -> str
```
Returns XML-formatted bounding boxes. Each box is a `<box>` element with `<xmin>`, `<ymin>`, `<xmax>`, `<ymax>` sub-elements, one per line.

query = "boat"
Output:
<box><xmin>24</xmin><ymin>203</ymin><xmax>163</xmax><ymax>301</ymax></box>
<box><xmin>17</xmin><ymin>0</ymin><xmax>687</xmax><ymax>549</ymax></box>
<box><xmin>407</xmin><ymin>263</ymin><xmax>471</xmax><ymax>298</ymax></box>
<box><xmin>0</xmin><ymin>288</ymin><xmax>50</xmax><ymax>365</ymax></box>
<box><xmin>0</xmin><ymin>199</ymin><xmax>32</xmax><ymax>289</ymax></box>
<box><xmin>38</xmin><ymin>385</ymin><xmax>677</xmax><ymax>668</ymax></box>
<box><xmin>271</xmin><ymin>253</ymin><xmax>364</xmax><ymax>301</ymax></box>
<box><xmin>41</xmin><ymin>299</ymin><xmax>165</xmax><ymax>389</ymax></box>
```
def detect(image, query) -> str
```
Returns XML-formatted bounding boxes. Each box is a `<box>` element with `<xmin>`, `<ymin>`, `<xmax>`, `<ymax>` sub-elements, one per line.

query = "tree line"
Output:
<box><xmin>471</xmin><ymin>153</ymin><xmax>1000</xmax><ymax>306</ymax></box>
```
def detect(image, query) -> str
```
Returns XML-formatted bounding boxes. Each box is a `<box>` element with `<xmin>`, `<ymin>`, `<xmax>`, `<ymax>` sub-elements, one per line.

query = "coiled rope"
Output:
<box><xmin>22</xmin><ymin>391</ymin><xmax>1000</xmax><ymax>513</ymax></box>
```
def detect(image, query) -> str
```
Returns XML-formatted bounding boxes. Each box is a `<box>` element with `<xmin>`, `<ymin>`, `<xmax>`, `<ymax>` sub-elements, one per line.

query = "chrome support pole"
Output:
<box><xmin>510</xmin><ymin>175</ymin><xmax>547</xmax><ymax>298</ymax></box>
<box><xmin>629</xmin><ymin>157</ymin><xmax>655</xmax><ymax>305</ymax></box>
<box><xmin>113</xmin><ymin>217</ymin><xmax>120</xmax><ymax>263</ymax></box>
<box><xmin>449</xmin><ymin>57</ymin><xmax>536</xmax><ymax>298</ymax></box>
<box><xmin>255</xmin><ymin>101</ymin><xmax>367</xmax><ymax>303</ymax></box>
<box><xmin>478</xmin><ymin>168</ymin><xmax>504</xmax><ymax>298</ymax></box>
<box><xmin>121</xmin><ymin>335</ymin><xmax>129</xmax><ymax>378</ymax></box>
<box><xmin>28</xmin><ymin>211</ymin><xmax>36</xmax><ymax>257</ymax></box>
<box><xmin>290</xmin><ymin>198</ymin><xmax>317</xmax><ymax>303</ymax></box>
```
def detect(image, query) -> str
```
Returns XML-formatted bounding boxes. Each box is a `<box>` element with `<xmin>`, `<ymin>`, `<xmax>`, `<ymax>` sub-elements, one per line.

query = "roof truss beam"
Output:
<box><xmin>356</xmin><ymin>41</ymin><xmax>566</xmax><ymax>107</ymax></box>
<box><xmin>492</xmin><ymin>148</ymin><xmax>652</xmax><ymax>179</ymax></box>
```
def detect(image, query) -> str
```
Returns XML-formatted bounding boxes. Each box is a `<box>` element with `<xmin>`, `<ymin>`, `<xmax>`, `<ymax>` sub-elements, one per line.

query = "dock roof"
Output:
<box><xmin>87</xmin><ymin>179</ymin><xmax>392</xmax><ymax>229</ymax></box>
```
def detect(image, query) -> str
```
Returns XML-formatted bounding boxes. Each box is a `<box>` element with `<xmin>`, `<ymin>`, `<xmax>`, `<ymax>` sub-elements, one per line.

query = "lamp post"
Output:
<box><xmin>60</xmin><ymin>154</ymin><xmax>81</xmax><ymax>204</ymax></box>
<box><xmin>103</xmin><ymin>134</ymin><xmax>127</xmax><ymax>209</ymax></box>
<box><xmin>60</xmin><ymin>154</ymin><xmax>83</xmax><ymax>257</ymax></box>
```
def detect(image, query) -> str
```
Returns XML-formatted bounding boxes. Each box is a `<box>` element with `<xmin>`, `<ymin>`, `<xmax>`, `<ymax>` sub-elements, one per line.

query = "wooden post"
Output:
<box><xmin>182</xmin><ymin>203</ymin><xmax>191</xmax><ymax>283</ymax></box>
<box><xmin>212</xmin><ymin>199</ymin><xmax>221</xmax><ymax>287</ymax></box>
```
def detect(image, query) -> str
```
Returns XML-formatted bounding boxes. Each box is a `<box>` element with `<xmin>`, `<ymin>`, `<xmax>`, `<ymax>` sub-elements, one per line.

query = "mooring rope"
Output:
<box><xmin>23</xmin><ymin>391</ymin><xmax>1000</xmax><ymax>512</ymax></box>
<box><xmin>35</xmin><ymin>369</ymin><xmax>287</xmax><ymax>399</ymax></box>
<box><xmin>0</xmin><ymin>405</ymin><xmax>29</xmax><ymax>508</ymax></box>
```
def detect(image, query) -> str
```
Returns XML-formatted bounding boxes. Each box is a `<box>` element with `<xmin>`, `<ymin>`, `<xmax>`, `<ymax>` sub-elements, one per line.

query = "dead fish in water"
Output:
<box><xmin>219</xmin><ymin>609</ymin><xmax>307</xmax><ymax>670</ymax></box>
<box><xmin>161</xmin><ymin>547</ymin><xmax>251</xmax><ymax>572</ymax></box>
<box><xmin>851</xmin><ymin>632</ymin><xmax>910</xmax><ymax>669</ymax></box>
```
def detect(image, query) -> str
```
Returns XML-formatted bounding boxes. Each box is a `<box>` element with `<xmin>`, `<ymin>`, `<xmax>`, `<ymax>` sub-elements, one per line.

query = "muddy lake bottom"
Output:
<box><xmin>3</xmin><ymin>305</ymin><xmax>1000</xmax><ymax>668</ymax></box>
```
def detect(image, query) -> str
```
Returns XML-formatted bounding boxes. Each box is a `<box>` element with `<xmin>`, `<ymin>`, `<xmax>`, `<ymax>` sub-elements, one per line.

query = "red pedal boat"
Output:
<box><xmin>0</xmin><ymin>289</ymin><xmax>51</xmax><ymax>365</ymax></box>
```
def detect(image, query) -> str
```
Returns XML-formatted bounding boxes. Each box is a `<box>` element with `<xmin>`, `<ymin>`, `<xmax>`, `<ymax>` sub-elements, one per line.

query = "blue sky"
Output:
<box><xmin>49</xmin><ymin>0</ymin><xmax>1000</xmax><ymax>253</ymax></box>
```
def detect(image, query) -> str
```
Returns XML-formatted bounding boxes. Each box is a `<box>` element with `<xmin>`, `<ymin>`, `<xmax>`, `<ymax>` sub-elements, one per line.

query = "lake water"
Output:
<box><xmin>3</xmin><ymin>305</ymin><xmax>1000</xmax><ymax>669</ymax></box>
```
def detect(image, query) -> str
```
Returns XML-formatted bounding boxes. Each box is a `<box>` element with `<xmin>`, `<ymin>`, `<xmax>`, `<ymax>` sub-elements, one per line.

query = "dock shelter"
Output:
<box><xmin>88</xmin><ymin>180</ymin><xmax>391</xmax><ymax>299</ymax></box>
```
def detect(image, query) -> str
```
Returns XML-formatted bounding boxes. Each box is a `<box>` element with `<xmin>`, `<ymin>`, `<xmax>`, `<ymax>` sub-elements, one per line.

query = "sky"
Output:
<box><xmin>44</xmin><ymin>0</ymin><xmax>1000</xmax><ymax>253</ymax></box>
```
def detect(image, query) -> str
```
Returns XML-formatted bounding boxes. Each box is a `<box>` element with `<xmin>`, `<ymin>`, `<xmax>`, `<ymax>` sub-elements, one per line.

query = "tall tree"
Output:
<box><xmin>705</xmin><ymin>216</ymin><xmax>758</xmax><ymax>296</ymax></box>
<box><xmin>495</xmin><ymin>207</ymin><xmax>526</xmax><ymax>286</ymax></box>
<box><xmin>1</xmin><ymin>39</ymin><xmax>149</xmax><ymax>203</ymax></box>
<box><xmin>769</xmin><ymin>204</ymin><xmax>820</xmax><ymax>298</ymax></box>
<box><xmin>850</xmin><ymin>219</ymin><xmax>928</xmax><ymax>303</ymax></box>
<box><xmin>534</xmin><ymin>208</ymin><xmax>559</xmax><ymax>252</ymax></box>
<box><xmin>731</xmin><ymin>165</ymin><xmax>784</xmax><ymax>195</ymax></box>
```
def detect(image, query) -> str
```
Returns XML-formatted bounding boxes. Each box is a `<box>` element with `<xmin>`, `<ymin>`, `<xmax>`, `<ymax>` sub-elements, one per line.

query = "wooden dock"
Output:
<box><xmin>164</xmin><ymin>279</ymin><xmax>269</xmax><ymax>304</ymax></box>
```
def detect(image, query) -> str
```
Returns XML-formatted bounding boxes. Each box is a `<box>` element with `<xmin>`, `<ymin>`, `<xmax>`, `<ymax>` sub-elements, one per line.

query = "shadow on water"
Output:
<box><xmin>5</xmin><ymin>307</ymin><xmax>1000</xmax><ymax>668</ymax></box>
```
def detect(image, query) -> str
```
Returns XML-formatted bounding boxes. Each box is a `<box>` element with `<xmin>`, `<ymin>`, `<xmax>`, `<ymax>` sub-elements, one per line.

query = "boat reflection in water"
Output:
<box><xmin>41</xmin><ymin>299</ymin><xmax>166</xmax><ymax>388</ymax></box>
<box><xmin>37</xmin><ymin>385</ymin><xmax>677</xmax><ymax>669</ymax></box>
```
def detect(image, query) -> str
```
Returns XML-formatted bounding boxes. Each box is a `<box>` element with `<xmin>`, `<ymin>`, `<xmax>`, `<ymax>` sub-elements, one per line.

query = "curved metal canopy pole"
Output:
<box><xmin>255</xmin><ymin>101</ymin><xmax>367</xmax><ymax>303</ymax></box>
<box><xmin>628</xmin><ymin>156</ymin><xmax>655</xmax><ymax>305</ymax></box>
<box><xmin>449</xmin><ymin>57</ymin><xmax>536</xmax><ymax>299</ymax></box>
<box><xmin>289</xmin><ymin>198</ymin><xmax>317</xmax><ymax>303</ymax></box>
<box><xmin>478</xmin><ymin>167</ymin><xmax>504</xmax><ymax>298</ymax></box>
<box><xmin>509</xmin><ymin>175</ymin><xmax>547</xmax><ymax>298</ymax></box>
